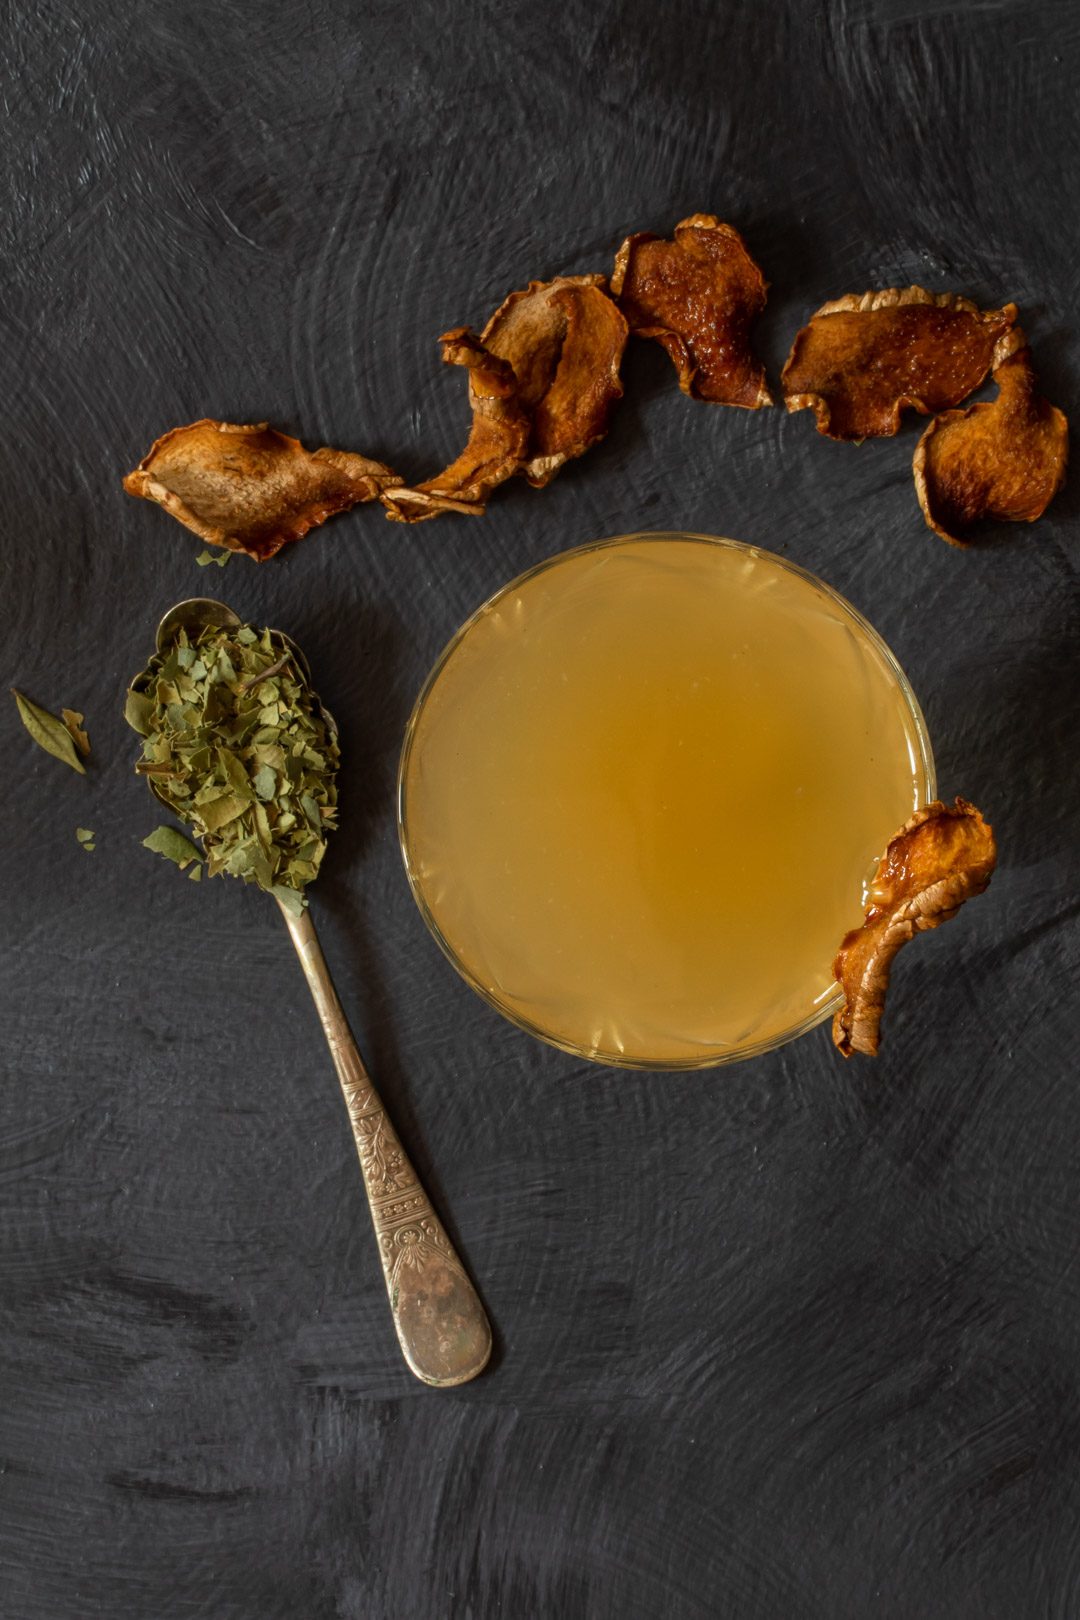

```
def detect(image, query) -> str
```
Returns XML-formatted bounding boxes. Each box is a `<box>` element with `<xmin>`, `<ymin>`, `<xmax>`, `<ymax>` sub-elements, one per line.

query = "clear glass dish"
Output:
<box><xmin>398</xmin><ymin>534</ymin><xmax>935</xmax><ymax>1069</ymax></box>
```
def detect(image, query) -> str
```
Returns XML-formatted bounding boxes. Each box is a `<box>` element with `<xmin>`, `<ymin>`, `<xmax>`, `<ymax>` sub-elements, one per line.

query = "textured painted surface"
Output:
<box><xmin>1</xmin><ymin>2</ymin><xmax>1078</xmax><ymax>1616</ymax></box>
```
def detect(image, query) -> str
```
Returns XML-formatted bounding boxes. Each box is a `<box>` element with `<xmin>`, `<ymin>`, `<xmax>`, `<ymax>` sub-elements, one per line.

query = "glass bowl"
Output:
<box><xmin>398</xmin><ymin>533</ymin><xmax>935</xmax><ymax>1069</ymax></box>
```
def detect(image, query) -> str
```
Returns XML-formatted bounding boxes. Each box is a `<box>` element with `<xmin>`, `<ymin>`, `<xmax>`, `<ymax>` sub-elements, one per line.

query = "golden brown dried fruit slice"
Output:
<box><xmin>832</xmin><ymin>798</ymin><xmax>997</xmax><ymax>1058</ymax></box>
<box><xmin>384</xmin><ymin>276</ymin><xmax>628</xmax><ymax>523</ymax></box>
<box><xmin>913</xmin><ymin>332</ymin><xmax>1068</xmax><ymax>544</ymax></box>
<box><xmin>382</xmin><ymin>329</ymin><xmax>530</xmax><ymax>523</ymax></box>
<box><xmin>124</xmin><ymin>419</ymin><xmax>402</xmax><ymax>560</ymax></box>
<box><xmin>610</xmin><ymin>214</ymin><xmax>770</xmax><ymax>407</ymax></box>
<box><xmin>483</xmin><ymin>276</ymin><xmax>629</xmax><ymax>484</ymax></box>
<box><xmin>782</xmin><ymin>288</ymin><xmax>1018</xmax><ymax>440</ymax></box>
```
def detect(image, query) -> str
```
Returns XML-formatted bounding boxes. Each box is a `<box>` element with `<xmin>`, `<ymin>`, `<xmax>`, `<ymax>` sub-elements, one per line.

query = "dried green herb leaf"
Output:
<box><xmin>142</xmin><ymin>824</ymin><xmax>203</xmax><ymax>870</ymax></box>
<box><xmin>195</xmin><ymin>548</ymin><xmax>230</xmax><ymax>568</ymax></box>
<box><xmin>124</xmin><ymin>688</ymin><xmax>155</xmax><ymax>737</ymax></box>
<box><xmin>198</xmin><ymin>792</ymin><xmax>248</xmax><ymax>832</ymax></box>
<box><xmin>62</xmin><ymin>710</ymin><xmax>91</xmax><ymax>757</ymax></box>
<box><xmin>271</xmin><ymin>883</ymin><xmax>306</xmax><ymax>917</ymax></box>
<box><xmin>75</xmin><ymin>827</ymin><xmax>95</xmax><ymax>843</ymax></box>
<box><xmin>126</xmin><ymin>619</ymin><xmax>338</xmax><ymax>903</ymax></box>
<box><xmin>12</xmin><ymin>689</ymin><xmax>86</xmax><ymax>774</ymax></box>
<box><xmin>188</xmin><ymin>864</ymin><xmax>202</xmax><ymax>881</ymax></box>
<box><xmin>253</xmin><ymin>764</ymin><xmax>277</xmax><ymax>800</ymax></box>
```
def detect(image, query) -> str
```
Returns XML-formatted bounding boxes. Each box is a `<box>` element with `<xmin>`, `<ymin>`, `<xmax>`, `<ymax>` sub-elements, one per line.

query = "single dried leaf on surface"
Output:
<box><xmin>913</xmin><ymin>332</ymin><xmax>1068</xmax><ymax>545</ymax></box>
<box><xmin>832</xmin><ymin>798</ymin><xmax>997</xmax><ymax>1058</ymax></box>
<box><xmin>124</xmin><ymin>419</ymin><xmax>402</xmax><ymax>560</ymax></box>
<box><xmin>610</xmin><ymin>214</ymin><xmax>771</xmax><ymax>407</ymax></box>
<box><xmin>781</xmin><ymin>287</ymin><xmax>1018</xmax><ymax>439</ymax></box>
<box><xmin>61</xmin><ymin>709</ymin><xmax>91</xmax><ymax>756</ymax></box>
<box><xmin>195</xmin><ymin>547</ymin><xmax>230</xmax><ymax>568</ymax></box>
<box><xmin>383</xmin><ymin>276</ymin><xmax>628</xmax><ymax>523</ymax></box>
<box><xmin>12</xmin><ymin>689</ymin><xmax>86</xmax><ymax>773</ymax></box>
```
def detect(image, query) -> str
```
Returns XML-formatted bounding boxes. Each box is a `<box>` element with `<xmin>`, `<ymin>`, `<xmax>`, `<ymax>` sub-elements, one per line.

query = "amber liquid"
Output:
<box><xmin>400</xmin><ymin>536</ymin><xmax>931</xmax><ymax>1066</ymax></box>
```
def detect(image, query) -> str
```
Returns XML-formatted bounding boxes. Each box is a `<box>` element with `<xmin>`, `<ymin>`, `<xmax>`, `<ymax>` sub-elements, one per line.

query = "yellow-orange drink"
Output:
<box><xmin>400</xmin><ymin>535</ymin><xmax>933</xmax><ymax>1067</ymax></box>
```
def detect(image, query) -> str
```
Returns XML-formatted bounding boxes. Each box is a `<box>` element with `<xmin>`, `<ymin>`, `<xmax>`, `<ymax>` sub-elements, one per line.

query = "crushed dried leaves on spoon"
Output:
<box><xmin>125</xmin><ymin>618</ymin><xmax>339</xmax><ymax>914</ymax></box>
<box><xmin>124</xmin><ymin>600</ymin><xmax>491</xmax><ymax>1387</ymax></box>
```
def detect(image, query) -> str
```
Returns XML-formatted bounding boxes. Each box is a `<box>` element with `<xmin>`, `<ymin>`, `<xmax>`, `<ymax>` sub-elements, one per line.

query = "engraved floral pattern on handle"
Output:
<box><xmin>279</xmin><ymin>900</ymin><xmax>491</xmax><ymax>1387</ymax></box>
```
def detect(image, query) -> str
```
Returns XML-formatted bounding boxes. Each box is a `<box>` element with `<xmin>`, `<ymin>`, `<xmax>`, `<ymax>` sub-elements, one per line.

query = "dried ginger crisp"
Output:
<box><xmin>124</xmin><ymin>419</ymin><xmax>401</xmax><ymax>560</ymax></box>
<box><xmin>913</xmin><ymin>330</ymin><xmax>1068</xmax><ymax>544</ymax></box>
<box><xmin>611</xmin><ymin>214</ymin><xmax>770</xmax><ymax>407</ymax></box>
<box><xmin>832</xmin><ymin>798</ymin><xmax>997</xmax><ymax>1057</ymax></box>
<box><xmin>383</xmin><ymin>275</ymin><xmax>628</xmax><ymax>523</ymax></box>
<box><xmin>782</xmin><ymin>288</ymin><xmax>1017</xmax><ymax>439</ymax></box>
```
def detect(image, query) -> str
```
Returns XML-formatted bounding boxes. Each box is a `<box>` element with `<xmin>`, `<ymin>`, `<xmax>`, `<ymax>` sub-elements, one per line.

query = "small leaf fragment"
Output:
<box><xmin>62</xmin><ymin>709</ymin><xmax>91</xmax><ymax>757</ymax></box>
<box><xmin>12</xmin><ymin>689</ymin><xmax>86</xmax><ymax>774</ymax></box>
<box><xmin>123</xmin><ymin>689</ymin><xmax>155</xmax><ymax>736</ymax></box>
<box><xmin>197</xmin><ymin>792</ymin><xmax>248</xmax><ymax>832</ymax></box>
<box><xmin>188</xmin><ymin>864</ymin><xmax>202</xmax><ymax>881</ymax></box>
<box><xmin>75</xmin><ymin>827</ymin><xmax>95</xmax><ymax>843</ymax></box>
<box><xmin>253</xmin><ymin>764</ymin><xmax>277</xmax><ymax>800</ymax></box>
<box><xmin>195</xmin><ymin>548</ymin><xmax>230</xmax><ymax>568</ymax></box>
<box><xmin>271</xmin><ymin>884</ymin><xmax>305</xmax><ymax>917</ymax></box>
<box><xmin>142</xmin><ymin>824</ymin><xmax>203</xmax><ymax>871</ymax></box>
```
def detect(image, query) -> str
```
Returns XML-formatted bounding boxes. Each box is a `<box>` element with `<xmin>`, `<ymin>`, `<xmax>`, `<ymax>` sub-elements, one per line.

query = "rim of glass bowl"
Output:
<box><xmin>397</xmin><ymin>532</ymin><xmax>937</xmax><ymax>1071</ymax></box>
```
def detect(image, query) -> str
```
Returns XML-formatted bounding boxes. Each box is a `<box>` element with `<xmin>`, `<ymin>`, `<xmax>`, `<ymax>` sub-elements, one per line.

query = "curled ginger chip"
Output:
<box><xmin>380</xmin><ymin>331</ymin><xmax>529</xmax><ymax>522</ymax></box>
<box><xmin>833</xmin><ymin>798</ymin><xmax>997</xmax><ymax>1058</ymax></box>
<box><xmin>913</xmin><ymin>331</ymin><xmax>1068</xmax><ymax>545</ymax></box>
<box><xmin>124</xmin><ymin>419</ymin><xmax>401</xmax><ymax>560</ymax></box>
<box><xmin>383</xmin><ymin>275</ymin><xmax>628</xmax><ymax>523</ymax></box>
<box><xmin>610</xmin><ymin>214</ymin><xmax>770</xmax><ymax>407</ymax></box>
<box><xmin>782</xmin><ymin>287</ymin><xmax>1017</xmax><ymax>439</ymax></box>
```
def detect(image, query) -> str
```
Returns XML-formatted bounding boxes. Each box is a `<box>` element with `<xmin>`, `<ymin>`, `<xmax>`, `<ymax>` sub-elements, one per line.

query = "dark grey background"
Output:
<box><xmin>1</xmin><ymin>2</ymin><xmax>1078</xmax><ymax>1616</ymax></box>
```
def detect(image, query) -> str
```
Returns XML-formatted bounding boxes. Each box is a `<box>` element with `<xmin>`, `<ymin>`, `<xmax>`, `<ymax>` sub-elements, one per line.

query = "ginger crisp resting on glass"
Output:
<box><xmin>832</xmin><ymin>798</ymin><xmax>997</xmax><ymax>1057</ymax></box>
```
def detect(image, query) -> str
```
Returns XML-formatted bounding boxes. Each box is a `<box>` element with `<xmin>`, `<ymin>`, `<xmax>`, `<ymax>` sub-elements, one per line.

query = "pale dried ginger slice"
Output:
<box><xmin>124</xmin><ymin>419</ymin><xmax>401</xmax><ymax>560</ymax></box>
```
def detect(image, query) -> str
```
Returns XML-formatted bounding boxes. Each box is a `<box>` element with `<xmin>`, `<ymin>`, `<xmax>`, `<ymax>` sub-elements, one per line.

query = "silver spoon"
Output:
<box><xmin>134</xmin><ymin>598</ymin><xmax>491</xmax><ymax>1387</ymax></box>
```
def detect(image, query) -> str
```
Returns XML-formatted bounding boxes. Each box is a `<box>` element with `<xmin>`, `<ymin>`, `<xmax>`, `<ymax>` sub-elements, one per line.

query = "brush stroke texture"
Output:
<box><xmin>0</xmin><ymin>1</ymin><xmax>1078</xmax><ymax>1617</ymax></box>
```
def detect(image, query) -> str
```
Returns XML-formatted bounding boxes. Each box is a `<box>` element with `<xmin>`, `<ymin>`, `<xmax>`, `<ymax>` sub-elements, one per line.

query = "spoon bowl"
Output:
<box><xmin>154</xmin><ymin>596</ymin><xmax>240</xmax><ymax>652</ymax></box>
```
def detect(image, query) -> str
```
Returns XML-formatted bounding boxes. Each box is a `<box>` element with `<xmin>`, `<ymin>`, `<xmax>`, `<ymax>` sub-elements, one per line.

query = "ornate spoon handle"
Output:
<box><xmin>278</xmin><ymin>898</ymin><xmax>491</xmax><ymax>1387</ymax></box>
